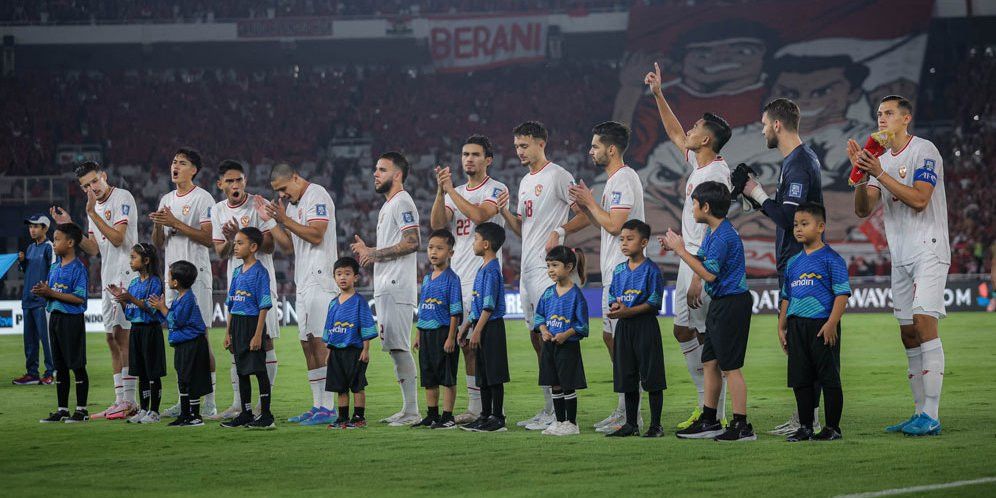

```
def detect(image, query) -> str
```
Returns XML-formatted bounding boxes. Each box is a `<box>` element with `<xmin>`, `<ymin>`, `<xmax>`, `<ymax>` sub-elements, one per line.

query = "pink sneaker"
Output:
<box><xmin>107</xmin><ymin>401</ymin><xmax>137</xmax><ymax>420</ymax></box>
<box><xmin>91</xmin><ymin>403</ymin><xmax>120</xmax><ymax>420</ymax></box>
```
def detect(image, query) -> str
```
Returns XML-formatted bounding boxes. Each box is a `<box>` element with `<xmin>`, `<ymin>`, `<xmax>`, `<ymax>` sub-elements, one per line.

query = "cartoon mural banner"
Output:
<box><xmin>605</xmin><ymin>0</ymin><xmax>935</xmax><ymax>275</ymax></box>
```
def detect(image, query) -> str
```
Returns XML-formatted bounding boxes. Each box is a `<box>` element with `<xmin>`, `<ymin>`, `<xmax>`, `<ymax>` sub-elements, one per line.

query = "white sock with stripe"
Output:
<box><xmin>390</xmin><ymin>350</ymin><xmax>419</xmax><ymax>415</ymax></box>
<box><xmin>121</xmin><ymin>367</ymin><xmax>137</xmax><ymax>405</ymax></box>
<box><xmin>920</xmin><ymin>338</ymin><xmax>944</xmax><ymax>420</ymax></box>
<box><xmin>679</xmin><ymin>338</ymin><xmax>705</xmax><ymax>407</ymax></box>
<box><xmin>466</xmin><ymin>375</ymin><xmax>481</xmax><ymax>414</ymax></box>
<box><xmin>113</xmin><ymin>372</ymin><xmax>123</xmax><ymax>404</ymax></box>
<box><xmin>906</xmin><ymin>346</ymin><xmax>925</xmax><ymax>414</ymax></box>
<box><xmin>265</xmin><ymin>349</ymin><xmax>278</xmax><ymax>386</ymax></box>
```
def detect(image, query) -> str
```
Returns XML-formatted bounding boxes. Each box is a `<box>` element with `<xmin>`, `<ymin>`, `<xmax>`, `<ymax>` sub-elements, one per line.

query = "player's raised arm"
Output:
<box><xmin>645</xmin><ymin>62</ymin><xmax>689</xmax><ymax>153</ymax></box>
<box><xmin>441</xmin><ymin>167</ymin><xmax>500</xmax><ymax>224</ymax></box>
<box><xmin>496</xmin><ymin>190</ymin><xmax>522</xmax><ymax>237</ymax></box>
<box><xmin>855</xmin><ymin>146</ymin><xmax>935</xmax><ymax>213</ymax></box>
<box><xmin>429</xmin><ymin>166</ymin><xmax>454</xmax><ymax>230</ymax></box>
<box><xmin>849</xmin><ymin>139</ymin><xmax>881</xmax><ymax>217</ymax></box>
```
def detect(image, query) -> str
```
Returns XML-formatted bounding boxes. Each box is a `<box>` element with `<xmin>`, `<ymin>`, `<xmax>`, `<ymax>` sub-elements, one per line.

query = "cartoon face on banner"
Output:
<box><xmin>601</xmin><ymin>0</ymin><xmax>934</xmax><ymax>275</ymax></box>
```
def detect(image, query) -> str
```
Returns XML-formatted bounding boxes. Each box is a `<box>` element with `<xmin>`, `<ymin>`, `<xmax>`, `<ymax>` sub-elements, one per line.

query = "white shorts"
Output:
<box><xmin>101</xmin><ymin>290</ymin><xmax>131</xmax><ymax>331</ymax></box>
<box><xmin>892</xmin><ymin>253</ymin><xmax>949</xmax><ymax>323</ymax></box>
<box><xmin>375</xmin><ymin>293</ymin><xmax>414</xmax><ymax>352</ymax></box>
<box><xmin>264</xmin><ymin>299</ymin><xmax>280</xmax><ymax>339</ymax></box>
<box><xmin>297</xmin><ymin>287</ymin><xmax>336</xmax><ymax>341</ymax></box>
<box><xmin>166</xmin><ymin>280</ymin><xmax>213</xmax><ymax>331</ymax></box>
<box><xmin>601</xmin><ymin>285</ymin><xmax>617</xmax><ymax>336</ymax></box>
<box><xmin>674</xmin><ymin>261</ymin><xmax>710</xmax><ymax>331</ymax></box>
<box><xmin>461</xmin><ymin>280</ymin><xmax>474</xmax><ymax>325</ymax></box>
<box><xmin>520</xmin><ymin>270</ymin><xmax>551</xmax><ymax>332</ymax></box>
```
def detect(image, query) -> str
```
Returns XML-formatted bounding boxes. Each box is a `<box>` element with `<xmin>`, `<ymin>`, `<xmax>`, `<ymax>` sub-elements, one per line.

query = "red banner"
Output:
<box><xmin>427</xmin><ymin>15</ymin><xmax>547</xmax><ymax>72</ymax></box>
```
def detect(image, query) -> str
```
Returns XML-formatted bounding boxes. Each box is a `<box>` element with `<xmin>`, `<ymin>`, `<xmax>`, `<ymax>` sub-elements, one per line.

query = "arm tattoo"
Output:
<box><xmin>372</xmin><ymin>228</ymin><xmax>420</xmax><ymax>262</ymax></box>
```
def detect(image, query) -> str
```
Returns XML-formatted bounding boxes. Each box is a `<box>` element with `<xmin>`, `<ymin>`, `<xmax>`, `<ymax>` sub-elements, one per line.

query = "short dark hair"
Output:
<box><xmin>701</xmin><ymin>113</ymin><xmax>732</xmax><ymax>152</ymax></box>
<box><xmin>621</xmin><ymin>219</ymin><xmax>651</xmax><ymax>240</ymax></box>
<box><xmin>379</xmin><ymin>151</ymin><xmax>409</xmax><ymax>183</ymax></box>
<box><xmin>465</xmin><ymin>135</ymin><xmax>495</xmax><ymax>158</ymax></box>
<box><xmin>218</xmin><ymin>159</ymin><xmax>245</xmax><ymax>177</ymax></box>
<box><xmin>691</xmin><ymin>181</ymin><xmax>732</xmax><ymax>219</ymax></box>
<box><xmin>239</xmin><ymin>226</ymin><xmax>264</xmax><ymax>248</ymax></box>
<box><xmin>881</xmin><ymin>95</ymin><xmax>914</xmax><ymax>115</ymax></box>
<box><xmin>333</xmin><ymin>256</ymin><xmax>360</xmax><ymax>274</ymax></box>
<box><xmin>73</xmin><ymin>161</ymin><xmax>101</xmax><ymax>179</ymax></box>
<box><xmin>475</xmin><ymin>222</ymin><xmax>505</xmax><ymax>251</ymax></box>
<box><xmin>429</xmin><ymin>228</ymin><xmax>456</xmax><ymax>249</ymax></box>
<box><xmin>132</xmin><ymin>243</ymin><xmax>161</xmax><ymax>277</ymax></box>
<box><xmin>592</xmin><ymin>121</ymin><xmax>631</xmax><ymax>153</ymax></box>
<box><xmin>175</xmin><ymin>147</ymin><xmax>203</xmax><ymax>176</ymax></box>
<box><xmin>169</xmin><ymin>260</ymin><xmax>198</xmax><ymax>289</ymax></box>
<box><xmin>269</xmin><ymin>163</ymin><xmax>295</xmax><ymax>181</ymax></box>
<box><xmin>762</xmin><ymin>98</ymin><xmax>801</xmax><ymax>132</ymax></box>
<box><xmin>513</xmin><ymin>121</ymin><xmax>549</xmax><ymax>141</ymax></box>
<box><xmin>55</xmin><ymin>223</ymin><xmax>83</xmax><ymax>247</ymax></box>
<box><xmin>795</xmin><ymin>202</ymin><xmax>826</xmax><ymax>223</ymax></box>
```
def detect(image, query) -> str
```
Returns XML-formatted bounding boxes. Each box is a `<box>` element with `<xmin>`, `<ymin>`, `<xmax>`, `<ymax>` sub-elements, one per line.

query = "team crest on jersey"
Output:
<box><xmin>686</xmin><ymin>183</ymin><xmax>694</xmax><ymax>196</ymax></box>
<box><xmin>492</xmin><ymin>187</ymin><xmax>502</xmax><ymax>198</ymax></box>
<box><xmin>122</xmin><ymin>204</ymin><xmax>130</xmax><ymax>215</ymax></box>
<box><xmin>402</xmin><ymin>211</ymin><xmax>415</xmax><ymax>224</ymax></box>
<box><xmin>611</xmin><ymin>191</ymin><xmax>622</xmax><ymax>205</ymax></box>
<box><xmin>534</xmin><ymin>185</ymin><xmax>543</xmax><ymax>196</ymax></box>
<box><xmin>923</xmin><ymin>159</ymin><xmax>935</xmax><ymax>171</ymax></box>
<box><xmin>182</xmin><ymin>205</ymin><xmax>191</xmax><ymax>216</ymax></box>
<box><xmin>240</xmin><ymin>215</ymin><xmax>250</xmax><ymax>227</ymax></box>
<box><xmin>788</xmin><ymin>183</ymin><xmax>803</xmax><ymax>198</ymax></box>
<box><xmin>898</xmin><ymin>165</ymin><xmax>908</xmax><ymax>179</ymax></box>
<box><xmin>316</xmin><ymin>204</ymin><xmax>327</xmax><ymax>217</ymax></box>
<box><xmin>103</xmin><ymin>210</ymin><xmax>112</xmax><ymax>221</ymax></box>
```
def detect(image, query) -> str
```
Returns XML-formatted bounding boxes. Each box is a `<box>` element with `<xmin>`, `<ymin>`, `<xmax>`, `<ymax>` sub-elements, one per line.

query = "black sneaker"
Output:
<box><xmin>642</xmin><ymin>424</ymin><xmax>665</xmax><ymax>438</ymax></box>
<box><xmin>606</xmin><ymin>423</ymin><xmax>640</xmax><ymax>437</ymax></box>
<box><xmin>478</xmin><ymin>416</ymin><xmax>507</xmax><ymax>432</ymax></box>
<box><xmin>715</xmin><ymin>418</ymin><xmax>757</xmax><ymax>442</ymax></box>
<box><xmin>461</xmin><ymin>416</ymin><xmax>488</xmax><ymax>432</ymax></box>
<box><xmin>786</xmin><ymin>426</ymin><xmax>815</xmax><ymax>442</ymax></box>
<box><xmin>40</xmin><ymin>409</ymin><xmax>70</xmax><ymax>423</ymax></box>
<box><xmin>179</xmin><ymin>416</ymin><xmax>204</xmax><ymax>427</ymax></box>
<box><xmin>220</xmin><ymin>411</ymin><xmax>254</xmax><ymax>428</ymax></box>
<box><xmin>431</xmin><ymin>417</ymin><xmax>458</xmax><ymax>430</ymax></box>
<box><xmin>813</xmin><ymin>427</ymin><xmax>843</xmax><ymax>441</ymax></box>
<box><xmin>168</xmin><ymin>415</ymin><xmax>190</xmax><ymax>427</ymax></box>
<box><xmin>676</xmin><ymin>418</ymin><xmax>724</xmax><ymax>439</ymax></box>
<box><xmin>64</xmin><ymin>409</ymin><xmax>89</xmax><ymax>424</ymax></box>
<box><xmin>411</xmin><ymin>415</ymin><xmax>437</xmax><ymax>429</ymax></box>
<box><xmin>247</xmin><ymin>413</ymin><xmax>276</xmax><ymax>430</ymax></box>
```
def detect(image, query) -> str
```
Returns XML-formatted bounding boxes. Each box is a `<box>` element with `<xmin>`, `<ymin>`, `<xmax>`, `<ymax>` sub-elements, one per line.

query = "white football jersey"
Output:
<box><xmin>599</xmin><ymin>166</ymin><xmax>645</xmax><ymax>284</ymax></box>
<box><xmin>868</xmin><ymin>136</ymin><xmax>949</xmax><ymax>265</ymax></box>
<box><xmin>284</xmin><ymin>183</ymin><xmax>338</xmax><ymax>291</ymax></box>
<box><xmin>157</xmin><ymin>186</ymin><xmax>214</xmax><ymax>287</ymax></box>
<box><xmin>444</xmin><ymin>176</ymin><xmax>508</xmax><ymax>285</ymax></box>
<box><xmin>682</xmin><ymin>151</ymin><xmax>732</xmax><ymax>251</ymax></box>
<box><xmin>211</xmin><ymin>194</ymin><xmax>279</xmax><ymax>300</ymax></box>
<box><xmin>517</xmin><ymin>162</ymin><xmax>574</xmax><ymax>275</ymax></box>
<box><xmin>375</xmin><ymin>190</ymin><xmax>419</xmax><ymax>303</ymax></box>
<box><xmin>88</xmin><ymin>187</ymin><xmax>138</xmax><ymax>288</ymax></box>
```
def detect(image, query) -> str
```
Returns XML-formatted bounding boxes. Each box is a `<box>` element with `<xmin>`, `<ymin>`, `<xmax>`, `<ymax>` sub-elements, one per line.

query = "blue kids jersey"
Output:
<box><xmin>226</xmin><ymin>262</ymin><xmax>273</xmax><ymax>316</ymax></box>
<box><xmin>125</xmin><ymin>275</ymin><xmax>166</xmax><ymax>324</ymax></box>
<box><xmin>696</xmin><ymin>219</ymin><xmax>749</xmax><ymax>298</ymax></box>
<box><xmin>533</xmin><ymin>284</ymin><xmax>589</xmax><ymax>342</ymax></box>
<box><xmin>781</xmin><ymin>245</ymin><xmax>852</xmax><ymax>320</ymax></box>
<box><xmin>416</xmin><ymin>268</ymin><xmax>463</xmax><ymax>330</ymax></box>
<box><xmin>46</xmin><ymin>257</ymin><xmax>88</xmax><ymax>315</ymax></box>
<box><xmin>470</xmin><ymin>258</ymin><xmax>505</xmax><ymax>322</ymax></box>
<box><xmin>323</xmin><ymin>293</ymin><xmax>378</xmax><ymax>349</ymax></box>
<box><xmin>21</xmin><ymin>240</ymin><xmax>53</xmax><ymax>309</ymax></box>
<box><xmin>167</xmin><ymin>290</ymin><xmax>207</xmax><ymax>345</ymax></box>
<box><xmin>607</xmin><ymin>258</ymin><xmax>664</xmax><ymax>312</ymax></box>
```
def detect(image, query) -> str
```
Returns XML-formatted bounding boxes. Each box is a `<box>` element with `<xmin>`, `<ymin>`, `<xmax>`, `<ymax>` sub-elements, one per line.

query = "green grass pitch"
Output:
<box><xmin>1</xmin><ymin>312</ymin><xmax>994</xmax><ymax>497</ymax></box>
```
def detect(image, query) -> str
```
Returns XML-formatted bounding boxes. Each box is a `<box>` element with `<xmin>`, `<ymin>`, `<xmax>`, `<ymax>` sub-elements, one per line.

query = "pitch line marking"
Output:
<box><xmin>835</xmin><ymin>476</ymin><xmax>996</xmax><ymax>498</ymax></box>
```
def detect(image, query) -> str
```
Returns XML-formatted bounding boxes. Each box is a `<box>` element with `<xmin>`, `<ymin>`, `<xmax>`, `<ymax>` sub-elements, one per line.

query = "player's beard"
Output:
<box><xmin>375</xmin><ymin>178</ymin><xmax>393</xmax><ymax>194</ymax></box>
<box><xmin>765</xmin><ymin>132</ymin><xmax>779</xmax><ymax>150</ymax></box>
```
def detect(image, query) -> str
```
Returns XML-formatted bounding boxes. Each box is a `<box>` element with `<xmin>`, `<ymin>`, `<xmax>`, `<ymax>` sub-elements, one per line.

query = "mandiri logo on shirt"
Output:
<box><xmin>402</xmin><ymin>211</ymin><xmax>414</xmax><ymax>224</ymax></box>
<box><xmin>545</xmin><ymin>314</ymin><xmax>569</xmax><ymax>329</ymax></box>
<box><xmin>791</xmin><ymin>272</ymin><xmax>823</xmax><ymax>288</ymax></box>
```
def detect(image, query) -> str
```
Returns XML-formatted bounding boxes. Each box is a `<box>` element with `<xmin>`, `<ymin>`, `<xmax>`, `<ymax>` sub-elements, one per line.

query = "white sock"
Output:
<box><xmin>920</xmin><ymin>338</ymin><xmax>944</xmax><ymax>420</ymax></box>
<box><xmin>617</xmin><ymin>392</ymin><xmax>626</xmax><ymax>413</ymax></box>
<box><xmin>113</xmin><ymin>372</ymin><xmax>123</xmax><ymax>404</ymax></box>
<box><xmin>265</xmin><ymin>349</ymin><xmax>278</xmax><ymax>386</ymax></box>
<box><xmin>121</xmin><ymin>367</ymin><xmax>137</xmax><ymax>404</ymax></box>
<box><xmin>390</xmin><ymin>350</ymin><xmax>419</xmax><ymax>415</ymax></box>
<box><xmin>906</xmin><ymin>346</ymin><xmax>925</xmax><ymax>414</ymax></box>
<box><xmin>321</xmin><ymin>390</ymin><xmax>335</xmax><ymax>411</ymax></box>
<box><xmin>717</xmin><ymin>377</ymin><xmax>728</xmax><ymax>421</ymax></box>
<box><xmin>679</xmin><ymin>338</ymin><xmax>705</xmax><ymax>407</ymax></box>
<box><xmin>542</xmin><ymin>386</ymin><xmax>554</xmax><ymax>414</ymax></box>
<box><xmin>204</xmin><ymin>372</ymin><xmax>216</xmax><ymax>406</ymax></box>
<box><xmin>466</xmin><ymin>375</ymin><xmax>481</xmax><ymax>414</ymax></box>
<box><xmin>307</xmin><ymin>368</ymin><xmax>323</xmax><ymax>409</ymax></box>
<box><xmin>230</xmin><ymin>360</ymin><xmax>241</xmax><ymax>407</ymax></box>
